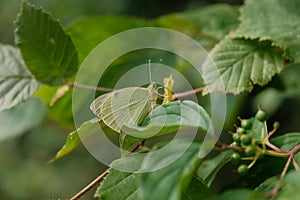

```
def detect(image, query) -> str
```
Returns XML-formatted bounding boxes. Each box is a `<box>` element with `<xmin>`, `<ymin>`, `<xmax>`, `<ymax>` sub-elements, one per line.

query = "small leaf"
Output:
<box><xmin>231</xmin><ymin>0</ymin><xmax>300</xmax><ymax>63</ymax></box>
<box><xmin>95</xmin><ymin>153</ymin><xmax>144</xmax><ymax>200</ymax></box>
<box><xmin>202</xmin><ymin>38</ymin><xmax>284</xmax><ymax>94</ymax></box>
<box><xmin>0</xmin><ymin>98</ymin><xmax>47</xmax><ymax>141</ymax></box>
<box><xmin>14</xmin><ymin>2</ymin><xmax>78</xmax><ymax>85</ymax></box>
<box><xmin>51</xmin><ymin>118</ymin><xmax>99</xmax><ymax>162</ymax></box>
<box><xmin>0</xmin><ymin>44</ymin><xmax>40</xmax><ymax>111</ymax></box>
<box><xmin>140</xmin><ymin>140</ymin><xmax>205</xmax><ymax>200</ymax></box>
<box><xmin>121</xmin><ymin>100</ymin><xmax>211</xmax><ymax>152</ymax></box>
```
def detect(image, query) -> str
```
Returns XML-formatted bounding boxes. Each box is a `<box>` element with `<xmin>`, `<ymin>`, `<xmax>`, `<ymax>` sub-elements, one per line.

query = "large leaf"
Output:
<box><xmin>202</xmin><ymin>38</ymin><xmax>284</xmax><ymax>94</ymax></box>
<box><xmin>14</xmin><ymin>2</ymin><xmax>78</xmax><ymax>85</ymax></box>
<box><xmin>67</xmin><ymin>15</ymin><xmax>154</xmax><ymax>62</ymax></box>
<box><xmin>197</xmin><ymin>150</ymin><xmax>232</xmax><ymax>187</ymax></box>
<box><xmin>156</xmin><ymin>4</ymin><xmax>239</xmax><ymax>49</ymax></box>
<box><xmin>0</xmin><ymin>98</ymin><xmax>47</xmax><ymax>141</ymax></box>
<box><xmin>140</xmin><ymin>140</ymin><xmax>208</xmax><ymax>200</ymax></box>
<box><xmin>121</xmin><ymin>100</ymin><xmax>211</xmax><ymax>151</ymax></box>
<box><xmin>94</xmin><ymin>153</ymin><xmax>144</xmax><ymax>200</ymax></box>
<box><xmin>278</xmin><ymin>170</ymin><xmax>300</xmax><ymax>200</ymax></box>
<box><xmin>231</xmin><ymin>0</ymin><xmax>300</xmax><ymax>63</ymax></box>
<box><xmin>212</xmin><ymin>189</ymin><xmax>267</xmax><ymax>200</ymax></box>
<box><xmin>178</xmin><ymin>4</ymin><xmax>239</xmax><ymax>41</ymax></box>
<box><xmin>0</xmin><ymin>44</ymin><xmax>40</xmax><ymax>111</ymax></box>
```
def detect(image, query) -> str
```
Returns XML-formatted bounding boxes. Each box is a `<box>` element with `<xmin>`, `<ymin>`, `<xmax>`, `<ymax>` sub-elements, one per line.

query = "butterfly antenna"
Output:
<box><xmin>148</xmin><ymin>59</ymin><xmax>153</xmax><ymax>83</ymax></box>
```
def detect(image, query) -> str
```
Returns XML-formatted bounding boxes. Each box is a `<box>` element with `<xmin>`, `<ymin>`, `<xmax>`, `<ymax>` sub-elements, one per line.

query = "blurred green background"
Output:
<box><xmin>4</xmin><ymin>0</ymin><xmax>285</xmax><ymax>199</ymax></box>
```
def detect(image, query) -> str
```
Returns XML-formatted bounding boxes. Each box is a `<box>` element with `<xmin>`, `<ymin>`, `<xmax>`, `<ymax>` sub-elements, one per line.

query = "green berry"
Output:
<box><xmin>273</xmin><ymin>121</ymin><xmax>280</xmax><ymax>129</ymax></box>
<box><xmin>241</xmin><ymin>119</ymin><xmax>252</xmax><ymax>130</ymax></box>
<box><xmin>255</xmin><ymin>109</ymin><xmax>268</xmax><ymax>122</ymax></box>
<box><xmin>241</xmin><ymin>135</ymin><xmax>252</xmax><ymax>146</ymax></box>
<box><xmin>237</xmin><ymin>164</ymin><xmax>248</xmax><ymax>175</ymax></box>
<box><xmin>237</xmin><ymin>127</ymin><xmax>246</xmax><ymax>135</ymax></box>
<box><xmin>230</xmin><ymin>141</ymin><xmax>240</xmax><ymax>147</ymax></box>
<box><xmin>231</xmin><ymin>153</ymin><xmax>241</xmax><ymax>163</ymax></box>
<box><xmin>245</xmin><ymin>145</ymin><xmax>256</xmax><ymax>156</ymax></box>
<box><xmin>232</xmin><ymin>133</ymin><xmax>241</xmax><ymax>142</ymax></box>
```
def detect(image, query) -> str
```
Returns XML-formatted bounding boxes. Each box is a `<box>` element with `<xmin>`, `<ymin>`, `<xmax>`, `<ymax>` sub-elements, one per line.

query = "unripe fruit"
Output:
<box><xmin>273</xmin><ymin>121</ymin><xmax>280</xmax><ymax>129</ymax></box>
<box><xmin>241</xmin><ymin>119</ymin><xmax>252</xmax><ymax>130</ymax></box>
<box><xmin>241</xmin><ymin>135</ymin><xmax>252</xmax><ymax>146</ymax></box>
<box><xmin>232</xmin><ymin>133</ymin><xmax>241</xmax><ymax>142</ymax></box>
<box><xmin>255</xmin><ymin>109</ymin><xmax>268</xmax><ymax>122</ymax></box>
<box><xmin>231</xmin><ymin>153</ymin><xmax>241</xmax><ymax>163</ymax></box>
<box><xmin>245</xmin><ymin>145</ymin><xmax>256</xmax><ymax>156</ymax></box>
<box><xmin>237</xmin><ymin>127</ymin><xmax>246</xmax><ymax>135</ymax></box>
<box><xmin>230</xmin><ymin>141</ymin><xmax>240</xmax><ymax>147</ymax></box>
<box><xmin>237</xmin><ymin>164</ymin><xmax>248</xmax><ymax>175</ymax></box>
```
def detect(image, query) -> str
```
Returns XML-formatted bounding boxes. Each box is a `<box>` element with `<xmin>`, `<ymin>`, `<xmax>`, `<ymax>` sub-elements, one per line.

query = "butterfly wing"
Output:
<box><xmin>90</xmin><ymin>84</ymin><xmax>157</xmax><ymax>133</ymax></box>
<box><xmin>90</xmin><ymin>92</ymin><xmax>113</xmax><ymax>118</ymax></box>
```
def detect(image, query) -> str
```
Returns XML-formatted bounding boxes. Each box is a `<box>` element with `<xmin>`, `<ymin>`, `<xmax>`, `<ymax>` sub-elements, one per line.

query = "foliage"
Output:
<box><xmin>1</xmin><ymin>0</ymin><xmax>300</xmax><ymax>199</ymax></box>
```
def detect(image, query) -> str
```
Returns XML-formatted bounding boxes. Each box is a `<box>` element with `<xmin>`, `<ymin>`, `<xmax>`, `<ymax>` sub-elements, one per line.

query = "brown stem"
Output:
<box><xmin>70</xmin><ymin>167</ymin><xmax>111</xmax><ymax>200</ymax></box>
<box><xmin>172</xmin><ymin>87</ymin><xmax>204</xmax><ymax>101</ymax></box>
<box><xmin>67</xmin><ymin>82</ymin><xmax>113</xmax><ymax>92</ymax></box>
<box><xmin>215</xmin><ymin>141</ymin><xmax>244</xmax><ymax>152</ymax></box>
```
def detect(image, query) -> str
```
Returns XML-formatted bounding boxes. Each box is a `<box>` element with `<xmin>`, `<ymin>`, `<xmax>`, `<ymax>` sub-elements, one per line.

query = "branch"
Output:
<box><xmin>70</xmin><ymin>167</ymin><xmax>111</xmax><ymax>200</ymax></box>
<box><xmin>67</xmin><ymin>82</ymin><xmax>113</xmax><ymax>92</ymax></box>
<box><xmin>172</xmin><ymin>87</ymin><xmax>204</xmax><ymax>101</ymax></box>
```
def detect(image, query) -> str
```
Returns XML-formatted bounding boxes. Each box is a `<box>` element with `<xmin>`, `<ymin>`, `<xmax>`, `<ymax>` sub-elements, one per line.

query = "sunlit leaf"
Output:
<box><xmin>0</xmin><ymin>44</ymin><xmax>40</xmax><ymax>111</ymax></box>
<box><xmin>202</xmin><ymin>38</ymin><xmax>284</xmax><ymax>94</ymax></box>
<box><xmin>231</xmin><ymin>0</ymin><xmax>300</xmax><ymax>62</ymax></box>
<box><xmin>121</xmin><ymin>100</ymin><xmax>211</xmax><ymax>152</ymax></box>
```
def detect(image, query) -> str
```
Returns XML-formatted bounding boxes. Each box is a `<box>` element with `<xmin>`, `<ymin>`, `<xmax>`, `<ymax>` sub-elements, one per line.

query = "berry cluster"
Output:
<box><xmin>230</xmin><ymin>108</ymin><xmax>269</xmax><ymax>175</ymax></box>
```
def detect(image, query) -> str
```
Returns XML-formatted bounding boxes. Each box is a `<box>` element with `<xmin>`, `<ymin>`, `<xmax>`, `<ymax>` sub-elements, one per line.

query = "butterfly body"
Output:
<box><xmin>90</xmin><ymin>83</ymin><xmax>157</xmax><ymax>132</ymax></box>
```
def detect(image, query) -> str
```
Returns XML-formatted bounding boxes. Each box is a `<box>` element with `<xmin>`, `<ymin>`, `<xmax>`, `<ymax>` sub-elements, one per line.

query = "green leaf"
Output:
<box><xmin>140</xmin><ymin>140</ymin><xmax>207</xmax><ymax>200</ymax></box>
<box><xmin>51</xmin><ymin>118</ymin><xmax>99</xmax><ymax>161</ymax></box>
<box><xmin>278</xmin><ymin>170</ymin><xmax>300</xmax><ymax>200</ymax></box>
<box><xmin>0</xmin><ymin>44</ymin><xmax>40</xmax><ymax>111</ymax></box>
<box><xmin>202</xmin><ymin>38</ymin><xmax>284</xmax><ymax>94</ymax></box>
<box><xmin>157</xmin><ymin>4</ymin><xmax>239</xmax><ymax>50</ymax></box>
<box><xmin>179</xmin><ymin>4</ymin><xmax>239</xmax><ymax>41</ymax></box>
<box><xmin>182</xmin><ymin>175</ymin><xmax>211</xmax><ymax>200</ymax></box>
<box><xmin>197</xmin><ymin>150</ymin><xmax>233</xmax><ymax>187</ymax></box>
<box><xmin>67</xmin><ymin>15</ymin><xmax>154</xmax><ymax>62</ymax></box>
<box><xmin>271</xmin><ymin>132</ymin><xmax>300</xmax><ymax>152</ymax></box>
<box><xmin>95</xmin><ymin>153</ymin><xmax>144</xmax><ymax>200</ymax></box>
<box><xmin>121</xmin><ymin>100</ymin><xmax>211</xmax><ymax>151</ymax></box>
<box><xmin>255</xmin><ymin>176</ymin><xmax>280</xmax><ymax>194</ymax></box>
<box><xmin>0</xmin><ymin>98</ymin><xmax>47</xmax><ymax>141</ymax></box>
<box><xmin>231</xmin><ymin>0</ymin><xmax>300</xmax><ymax>63</ymax></box>
<box><xmin>212</xmin><ymin>189</ymin><xmax>267</xmax><ymax>200</ymax></box>
<box><xmin>14</xmin><ymin>2</ymin><xmax>78</xmax><ymax>85</ymax></box>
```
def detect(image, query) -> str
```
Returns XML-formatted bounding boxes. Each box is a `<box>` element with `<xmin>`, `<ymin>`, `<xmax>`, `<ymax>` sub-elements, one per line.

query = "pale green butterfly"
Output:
<box><xmin>90</xmin><ymin>83</ymin><xmax>157</xmax><ymax>133</ymax></box>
